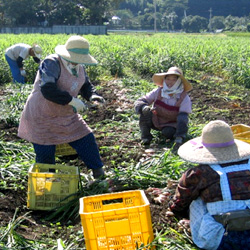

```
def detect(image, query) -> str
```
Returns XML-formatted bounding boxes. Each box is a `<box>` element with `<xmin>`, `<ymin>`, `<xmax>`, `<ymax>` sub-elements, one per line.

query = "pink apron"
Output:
<box><xmin>18</xmin><ymin>56</ymin><xmax>92</xmax><ymax>145</ymax></box>
<box><xmin>152</xmin><ymin>91</ymin><xmax>179</xmax><ymax>130</ymax></box>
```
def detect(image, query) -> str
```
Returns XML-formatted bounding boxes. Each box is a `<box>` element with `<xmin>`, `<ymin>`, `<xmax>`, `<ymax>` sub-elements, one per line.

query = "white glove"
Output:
<box><xmin>142</xmin><ymin>105</ymin><xmax>151</xmax><ymax>115</ymax></box>
<box><xmin>20</xmin><ymin>69</ymin><xmax>26</xmax><ymax>77</ymax></box>
<box><xmin>69</xmin><ymin>97</ymin><xmax>88</xmax><ymax>113</ymax></box>
<box><xmin>89</xmin><ymin>94</ymin><xmax>105</xmax><ymax>103</ymax></box>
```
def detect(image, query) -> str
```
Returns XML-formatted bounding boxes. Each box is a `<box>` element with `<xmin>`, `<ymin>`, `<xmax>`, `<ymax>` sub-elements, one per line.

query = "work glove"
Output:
<box><xmin>142</xmin><ymin>105</ymin><xmax>151</xmax><ymax>116</ymax></box>
<box><xmin>20</xmin><ymin>69</ymin><xmax>26</xmax><ymax>77</ymax></box>
<box><xmin>69</xmin><ymin>97</ymin><xmax>88</xmax><ymax>113</ymax></box>
<box><xmin>89</xmin><ymin>94</ymin><xmax>105</xmax><ymax>103</ymax></box>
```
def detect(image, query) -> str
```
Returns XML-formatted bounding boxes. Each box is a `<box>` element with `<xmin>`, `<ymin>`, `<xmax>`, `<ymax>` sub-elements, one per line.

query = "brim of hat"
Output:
<box><xmin>55</xmin><ymin>45</ymin><xmax>97</xmax><ymax>65</ymax></box>
<box><xmin>34</xmin><ymin>52</ymin><xmax>41</xmax><ymax>59</ymax></box>
<box><xmin>178</xmin><ymin>137</ymin><xmax>250</xmax><ymax>164</ymax></box>
<box><xmin>152</xmin><ymin>73</ymin><xmax>192</xmax><ymax>92</ymax></box>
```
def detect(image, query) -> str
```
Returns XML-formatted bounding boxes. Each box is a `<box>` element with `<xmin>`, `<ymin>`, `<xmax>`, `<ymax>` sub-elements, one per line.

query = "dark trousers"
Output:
<box><xmin>33</xmin><ymin>133</ymin><xmax>103</xmax><ymax>170</ymax></box>
<box><xmin>217</xmin><ymin>230</ymin><xmax>250</xmax><ymax>250</ymax></box>
<box><xmin>139</xmin><ymin>112</ymin><xmax>189</xmax><ymax>140</ymax></box>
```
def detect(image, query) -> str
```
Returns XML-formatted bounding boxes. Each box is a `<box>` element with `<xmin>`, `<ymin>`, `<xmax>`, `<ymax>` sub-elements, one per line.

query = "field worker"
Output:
<box><xmin>18</xmin><ymin>36</ymin><xmax>105</xmax><ymax>179</ymax></box>
<box><xmin>134</xmin><ymin>66</ymin><xmax>192</xmax><ymax>147</ymax></box>
<box><xmin>169</xmin><ymin>120</ymin><xmax>250</xmax><ymax>250</ymax></box>
<box><xmin>5</xmin><ymin>43</ymin><xmax>42</xmax><ymax>84</ymax></box>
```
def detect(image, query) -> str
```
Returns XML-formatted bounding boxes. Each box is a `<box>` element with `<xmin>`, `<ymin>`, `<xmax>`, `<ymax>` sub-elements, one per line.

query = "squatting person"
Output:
<box><xmin>134</xmin><ymin>66</ymin><xmax>192</xmax><ymax>148</ymax></box>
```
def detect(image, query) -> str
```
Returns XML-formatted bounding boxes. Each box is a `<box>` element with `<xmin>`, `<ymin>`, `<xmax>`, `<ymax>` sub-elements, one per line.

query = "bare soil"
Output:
<box><xmin>0</xmin><ymin>75</ymin><xmax>250</xmax><ymax>248</ymax></box>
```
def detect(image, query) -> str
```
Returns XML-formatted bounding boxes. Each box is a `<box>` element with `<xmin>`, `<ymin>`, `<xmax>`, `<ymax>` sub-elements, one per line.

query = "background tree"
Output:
<box><xmin>230</xmin><ymin>16</ymin><xmax>249</xmax><ymax>31</ymax></box>
<box><xmin>119</xmin><ymin>0</ymin><xmax>147</xmax><ymax>16</ymax></box>
<box><xmin>47</xmin><ymin>0</ymin><xmax>83</xmax><ymax>25</ymax></box>
<box><xmin>1</xmin><ymin>0</ymin><xmax>39</xmax><ymax>26</ymax></box>
<box><xmin>114</xmin><ymin>9</ymin><xmax>134</xmax><ymax>28</ymax></box>
<box><xmin>158</xmin><ymin>0</ymin><xmax>187</xmax><ymax>29</ymax></box>
<box><xmin>247</xmin><ymin>23</ymin><xmax>250</xmax><ymax>32</ymax></box>
<box><xmin>182</xmin><ymin>15</ymin><xmax>208</xmax><ymax>33</ymax></box>
<box><xmin>1</xmin><ymin>0</ymin><xmax>250</xmax><ymax>31</ymax></box>
<box><xmin>224</xmin><ymin>15</ymin><xmax>238</xmax><ymax>31</ymax></box>
<box><xmin>81</xmin><ymin>0</ymin><xmax>121</xmax><ymax>25</ymax></box>
<box><xmin>0</xmin><ymin>0</ymin><xmax>123</xmax><ymax>26</ymax></box>
<box><xmin>161</xmin><ymin>11</ymin><xmax>178</xmax><ymax>31</ymax></box>
<box><xmin>188</xmin><ymin>0</ymin><xmax>250</xmax><ymax>18</ymax></box>
<box><xmin>210</xmin><ymin>16</ymin><xmax>225</xmax><ymax>31</ymax></box>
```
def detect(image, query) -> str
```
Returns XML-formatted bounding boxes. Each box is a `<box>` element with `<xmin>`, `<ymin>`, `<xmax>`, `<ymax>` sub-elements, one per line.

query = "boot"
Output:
<box><xmin>141</xmin><ymin>138</ymin><xmax>152</xmax><ymax>145</ymax></box>
<box><xmin>172</xmin><ymin>137</ymin><xmax>183</xmax><ymax>153</ymax></box>
<box><xmin>139</xmin><ymin>111</ymin><xmax>153</xmax><ymax>145</ymax></box>
<box><xmin>92</xmin><ymin>167</ymin><xmax>105</xmax><ymax>179</ymax></box>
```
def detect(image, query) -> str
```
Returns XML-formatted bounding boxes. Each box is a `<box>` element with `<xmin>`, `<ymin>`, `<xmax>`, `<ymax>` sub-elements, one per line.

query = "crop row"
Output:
<box><xmin>0</xmin><ymin>33</ymin><xmax>250</xmax><ymax>88</ymax></box>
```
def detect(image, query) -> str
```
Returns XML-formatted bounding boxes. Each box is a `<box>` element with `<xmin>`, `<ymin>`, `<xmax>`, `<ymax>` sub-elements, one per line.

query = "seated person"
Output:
<box><xmin>134</xmin><ymin>66</ymin><xmax>192</xmax><ymax>147</ymax></box>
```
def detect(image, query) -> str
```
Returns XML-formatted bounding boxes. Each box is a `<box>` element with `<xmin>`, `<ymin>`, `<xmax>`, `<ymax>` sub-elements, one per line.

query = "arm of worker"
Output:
<box><xmin>134</xmin><ymin>88</ymin><xmax>159</xmax><ymax>114</ymax></box>
<box><xmin>16</xmin><ymin>56</ymin><xmax>26</xmax><ymax>76</ymax></box>
<box><xmin>33</xmin><ymin>57</ymin><xmax>41</xmax><ymax>64</ymax></box>
<box><xmin>169</xmin><ymin>165</ymin><xmax>217</xmax><ymax>218</ymax></box>
<box><xmin>16</xmin><ymin>56</ymin><xmax>24</xmax><ymax>69</ymax></box>
<box><xmin>39</xmin><ymin>57</ymin><xmax>72</xmax><ymax>105</ymax></box>
<box><xmin>79</xmin><ymin>67</ymin><xmax>105</xmax><ymax>103</ymax></box>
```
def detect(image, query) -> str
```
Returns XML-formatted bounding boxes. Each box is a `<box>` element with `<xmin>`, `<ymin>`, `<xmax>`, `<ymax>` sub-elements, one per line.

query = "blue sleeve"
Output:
<box><xmin>39</xmin><ymin>57</ymin><xmax>72</xmax><ymax>105</ymax></box>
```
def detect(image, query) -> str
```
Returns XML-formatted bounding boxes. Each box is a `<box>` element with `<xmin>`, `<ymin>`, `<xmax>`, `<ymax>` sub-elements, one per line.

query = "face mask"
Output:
<box><xmin>67</xmin><ymin>63</ymin><xmax>79</xmax><ymax>76</ymax></box>
<box><xmin>61</xmin><ymin>57</ymin><xmax>80</xmax><ymax>76</ymax></box>
<box><xmin>161</xmin><ymin>77</ymin><xmax>184</xmax><ymax>99</ymax></box>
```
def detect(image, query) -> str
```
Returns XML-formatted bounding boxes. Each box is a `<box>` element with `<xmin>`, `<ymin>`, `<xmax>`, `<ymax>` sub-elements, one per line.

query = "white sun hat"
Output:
<box><xmin>32</xmin><ymin>44</ymin><xmax>43</xmax><ymax>59</ymax></box>
<box><xmin>55</xmin><ymin>35</ymin><xmax>97</xmax><ymax>65</ymax></box>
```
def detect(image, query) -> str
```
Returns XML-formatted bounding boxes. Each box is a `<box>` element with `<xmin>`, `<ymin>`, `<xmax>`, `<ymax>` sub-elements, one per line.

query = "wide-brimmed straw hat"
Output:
<box><xmin>152</xmin><ymin>66</ymin><xmax>192</xmax><ymax>92</ymax></box>
<box><xmin>55</xmin><ymin>35</ymin><xmax>97</xmax><ymax>65</ymax></box>
<box><xmin>178</xmin><ymin>120</ymin><xmax>250</xmax><ymax>164</ymax></box>
<box><xmin>32</xmin><ymin>45</ymin><xmax>42</xmax><ymax>59</ymax></box>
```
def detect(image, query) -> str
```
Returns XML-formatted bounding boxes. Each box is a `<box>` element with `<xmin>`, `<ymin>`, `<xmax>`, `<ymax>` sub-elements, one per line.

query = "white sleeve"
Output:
<box><xmin>144</xmin><ymin>88</ymin><xmax>160</xmax><ymax>105</ymax></box>
<box><xmin>19</xmin><ymin>47</ymin><xmax>30</xmax><ymax>59</ymax></box>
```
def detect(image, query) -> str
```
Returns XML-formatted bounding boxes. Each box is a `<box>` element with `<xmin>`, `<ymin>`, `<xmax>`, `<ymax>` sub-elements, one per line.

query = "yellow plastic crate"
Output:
<box><xmin>79</xmin><ymin>190</ymin><xmax>154</xmax><ymax>250</ymax></box>
<box><xmin>55</xmin><ymin>143</ymin><xmax>77</xmax><ymax>156</ymax></box>
<box><xmin>231</xmin><ymin>124</ymin><xmax>250</xmax><ymax>144</ymax></box>
<box><xmin>27</xmin><ymin>163</ymin><xmax>79</xmax><ymax>210</ymax></box>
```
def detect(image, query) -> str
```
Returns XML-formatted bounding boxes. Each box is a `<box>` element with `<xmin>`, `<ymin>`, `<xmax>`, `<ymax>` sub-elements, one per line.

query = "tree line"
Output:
<box><xmin>115</xmin><ymin>0</ymin><xmax>250</xmax><ymax>32</ymax></box>
<box><xmin>0</xmin><ymin>0</ymin><xmax>250</xmax><ymax>33</ymax></box>
<box><xmin>0</xmin><ymin>0</ymin><xmax>122</xmax><ymax>27</ymax></box>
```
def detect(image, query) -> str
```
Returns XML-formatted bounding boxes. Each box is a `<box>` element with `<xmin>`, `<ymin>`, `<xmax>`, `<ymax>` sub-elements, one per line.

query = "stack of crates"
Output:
<box><xmin>231</xmin><ymin>124</ymin><xmax>250</xmax><ymax>144</ymax></box>
<box><xmin>27</xmin><ymin>163</ymin><xmax>79</xmax><ymax>210</ymax></box>
<box><xmin>79</xmin><ymin>190</ymin><xmax>154</xmax><ymax>250</ymax></box>
<box><xmin>55</xmin><ymin>143</ymin><xmax>77</xmax><ymax>156</ymax></box>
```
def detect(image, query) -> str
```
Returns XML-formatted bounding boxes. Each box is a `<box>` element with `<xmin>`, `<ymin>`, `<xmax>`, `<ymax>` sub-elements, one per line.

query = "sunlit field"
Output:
<box><xmin>0</xmin><ymin>32</ymin><xmax>250</xmax><ymax>249</ymax></box>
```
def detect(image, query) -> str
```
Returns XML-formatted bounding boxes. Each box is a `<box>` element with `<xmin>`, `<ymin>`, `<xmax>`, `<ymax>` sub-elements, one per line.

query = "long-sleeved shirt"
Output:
<box><xmin>134</xmin><ymin>87</ymin><xmax>192</xmax><ymax>114</ymax></box>
<box><xmin>169</xmin><ymin>159</ymin><xmax>250</xmax><ymax>216</ymax></box>
<box><xmin>5</xmin><ymin>43</ymin><xmax>40</xmax><ymax>68</ymax></box>
<box><xmin>39</xmin><ymin>54</ymin><xmax>97</xmax><ymax>105</ymax></box>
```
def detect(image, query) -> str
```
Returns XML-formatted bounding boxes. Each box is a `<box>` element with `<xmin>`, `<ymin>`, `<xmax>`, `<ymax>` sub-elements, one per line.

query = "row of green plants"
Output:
<box><xmin>0</xmin><ymin>33</ymin><xmax>250</xmax><ymax>88</ymax></box>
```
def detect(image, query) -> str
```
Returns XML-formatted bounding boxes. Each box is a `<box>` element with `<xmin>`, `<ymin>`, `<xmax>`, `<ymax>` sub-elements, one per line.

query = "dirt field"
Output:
<box><xmin>1</xmin><ymin>75</ymin><xmax>250</xmax><ymax>248</ymax></box>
